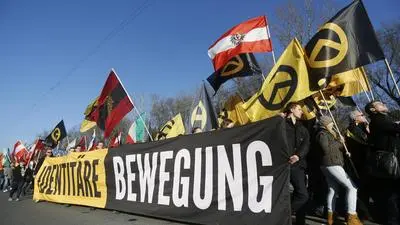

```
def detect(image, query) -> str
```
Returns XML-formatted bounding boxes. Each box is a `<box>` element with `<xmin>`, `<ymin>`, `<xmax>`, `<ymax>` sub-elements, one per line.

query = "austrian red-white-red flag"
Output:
<box><xmin>12</xmin><ymin>141</ymin><xmax>28</xmax><ymax>162</ymax></box>
<box><xmin>208</xmin><ymin>15</ymin><xmax>273</xmax><ymax>71</ymax></box>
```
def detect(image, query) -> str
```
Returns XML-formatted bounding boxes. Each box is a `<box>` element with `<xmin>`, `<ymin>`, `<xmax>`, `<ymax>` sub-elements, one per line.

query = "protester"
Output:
<box><xmin>3</xmin><ymin>156</ymin><xmax>12</xmax><ymax>192</ymax></box>
<box><xmin>75</xmin><ymin>146</ymin><xmax>82</xmax><ymax>152</ymax></box>
<box><xmin>191</xmin><ymin>127</ymin><xmax>202</xmax><ymax>134</ymax></box>
<box><xmin>284</xmin><ymin>102</ymin><xmax>310</xmax><ymax>225</ymax></box>
<box><xmin>346</xmin><ymin>110</ymin><xmax>371</xmax><ymax>220</ymax></box>
<box><xmin>22</xmin><ymin>162</ymin><xmax>34</xmax><ymax>196</ymax></box>
<box><xmin>221</xmin><ymin>118</ymin><xmax>235</xmax><ymax>129</ymax></box>
<box><xmin>365</xmin><ymin>100</ymin><xmax>400</xmax><ymax>225</ymax></box>
<box><xmin>316</xmin><ymin>115</ymin><xmax>362</xmax><ymax>225</ymax></box>
<box><xmin>96</xmin><ymin>141</ymin><xmax>104</xmax><ymax>150</ymax></box>
<box><xmin>8</xmin><ymin>161</ymin><xmax>26</xmax><ymax>201</ymax></box>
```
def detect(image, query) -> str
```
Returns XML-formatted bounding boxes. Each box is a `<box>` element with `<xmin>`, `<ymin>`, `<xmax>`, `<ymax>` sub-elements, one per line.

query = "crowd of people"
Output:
<box><xmin>287</xmin><ymin>100</ymin><xmax>400</xmax><ymax>225</ymax></box>
<box><xmin>1</xmin><ymin>100</ymin><xmax>399</xmax><ymax>225</ymax></box>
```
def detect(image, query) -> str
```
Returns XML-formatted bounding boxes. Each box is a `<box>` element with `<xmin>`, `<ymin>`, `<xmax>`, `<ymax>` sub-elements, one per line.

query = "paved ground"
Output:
<box><xmin>1</xmin><ymin>191</ymin><xmax>381</xmax><ymax>225</ymax></box>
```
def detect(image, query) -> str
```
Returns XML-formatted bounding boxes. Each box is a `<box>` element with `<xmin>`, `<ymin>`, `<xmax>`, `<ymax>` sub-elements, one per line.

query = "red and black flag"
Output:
<box><xmin>88</xmin><ymin>69</ymin><xmax>134</xmax><ymax>138</ymax></box>
<box><xmin>44</xmin><ymin>120</ymin><xmax>67</xmax><ymax>148</ymax></box>
<box><xmin>207</xmin><ymin>53</ymin><xmax>262</xmax><ymax>93</ymax></box>
<box><xmin>305</xmin><ymin>0</ymin><xmax>384</xmax><ymax>91</ymax></box>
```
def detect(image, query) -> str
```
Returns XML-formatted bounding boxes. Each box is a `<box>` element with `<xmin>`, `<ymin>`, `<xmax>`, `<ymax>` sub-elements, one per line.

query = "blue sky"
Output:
<box><xmin>0</xmin><ymin>0</ymin><xmax>399</xmax><ymax>149</ymax></box>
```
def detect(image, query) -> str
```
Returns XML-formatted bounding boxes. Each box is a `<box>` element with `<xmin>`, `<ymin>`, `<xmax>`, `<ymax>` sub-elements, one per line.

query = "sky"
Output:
<box><xmin>0</xmin><ymin>0</ymin><xmax>399</xmax><ymax>149</ymax></box>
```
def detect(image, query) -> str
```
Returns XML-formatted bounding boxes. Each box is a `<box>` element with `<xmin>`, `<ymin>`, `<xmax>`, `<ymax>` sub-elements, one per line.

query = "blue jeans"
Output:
<box><xmin>321</xmin><ymin>165</ymin><xmax>358</xmax><ymax>214</ymax></box>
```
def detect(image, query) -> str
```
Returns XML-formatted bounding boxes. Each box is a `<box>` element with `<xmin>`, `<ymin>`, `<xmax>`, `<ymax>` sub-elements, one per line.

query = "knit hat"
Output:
<box><xmin>319</xmin><ymin>115</ymin><xmax>333</xmax><ymax>127</ymax></box>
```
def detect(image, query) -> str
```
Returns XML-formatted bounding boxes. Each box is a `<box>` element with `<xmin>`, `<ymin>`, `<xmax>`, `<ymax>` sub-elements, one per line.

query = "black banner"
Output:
<box><xmin>105</xmin><ymin>116</ymin><xmax>291</xmax><ymax>225</ymax></box>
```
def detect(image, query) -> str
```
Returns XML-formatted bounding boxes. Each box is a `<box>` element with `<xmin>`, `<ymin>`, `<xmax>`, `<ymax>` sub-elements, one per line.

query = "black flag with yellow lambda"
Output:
<box><xmin>187</xmin><ymin>82</ymin><xmax>218</xmax><ymax>133</ymax></box>
<box><xmin>45</xmin><ymin>120</ymin><xmax>67</xmax><ymax>148</ymax></box>
<box><xmin>305</xmin><ymin>0</ymin><xmax>384</xmax><ymax>91</ymax></box>
<box><xmin>207</xmin><ymin>53</ymin><xmax>262</xmax><ymax>93</ymax></box>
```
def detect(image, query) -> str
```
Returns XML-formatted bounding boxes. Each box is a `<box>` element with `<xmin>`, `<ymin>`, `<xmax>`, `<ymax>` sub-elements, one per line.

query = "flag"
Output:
<box><xmin>305</xmin><ymin>0</ymin><xmax>384</xmax><ymax>91</ymax></box>
<box><xmin>12</xmin><ymin>141</ymin><xmax>28</xmax><ymax>162</ymax></box>
<box><xmin>155</xmin><ymin>113</ymin><xmax>185</xmax><ymax>140</ymax></box>
<box><xmin>207</xmin><ymin>53</ymin><xmax>262</xmax><ymax>93</ymax></box>
<box><xmin>25</xmin><ymin>139</ymin><xmax>44</xmax><ymax>166</ymax></box>
<box><xmin>243</xmin><ymin>38</ymin><xmax>316</xmax><ymax>121</ymax></box>
<box><xmin>80</xmin><ymin>97</ymin><xmax>99</xmax><ymax>132</ymax></box>
<box><xmin>87</xmin><ymin>69</ymin><xmax>134</xmax><ymax>138</ymax></box>
<box><xmin>66</xmin><ymin>138</ymin><xmax>77</xmax><ymax>151</ymax></box>
<box><xmin>76</xmin><ymin>136</ymin><xmax>87</xmax><ymax>152</ymax></box>
<box><xmin>327</xmin><ymin>67</ymin><xmax>370</xmax><ymax>97</ymax></box>
<box><xmin>187</xmin><ymin>82</ymin><xmax>218</xmax><ymax>133</ymax></box>
<box><xmin>87</xmin><ymin>129</ymin><xmax>96</xmax><ymax>151</ymax></box>
<box><xmin>218</xmin><ymin>94</ymin><xmax>249</xmax><ymax>126</ymax></box>
<box><xmin>44</xmin><ymin>120</ymin><xmax>67</xmax><ymax>148</ymax></box>
<box><xmin>208</xmin><ymin>15</ymin><xmax>273</xmax><ymax>71</ymax></box>
<box><xmin>109</xmin><ymin>132</ymin><xmax>122</xmax><ymax>148</ymax></box>
<box><xmin>126</xmin><ymin>113</ymin><xmax>146</xmax><ymax>144</ymax></box>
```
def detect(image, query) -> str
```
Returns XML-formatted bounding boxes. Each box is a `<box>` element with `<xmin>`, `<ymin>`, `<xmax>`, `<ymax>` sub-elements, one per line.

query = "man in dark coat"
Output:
<box><xmin>284</xmin><ymin>102</ymin><xmax>310</xmax><ymax>225</ymax></box>
<box><xmin>346</xmin><ymin>110</ymin><xmax>371</xmax><ymax>220</ymax></box>
<box><xmin>365</xmin><ymin>100</ymin><xmax>400</xmax><ymax>225</ymax></box>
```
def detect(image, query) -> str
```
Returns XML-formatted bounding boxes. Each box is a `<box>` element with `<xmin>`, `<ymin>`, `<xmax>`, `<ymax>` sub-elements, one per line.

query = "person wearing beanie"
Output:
<box><xmin>316</xmin><ymin>115</ymin><xmax>362</xmax><ymax>225</ymax></box>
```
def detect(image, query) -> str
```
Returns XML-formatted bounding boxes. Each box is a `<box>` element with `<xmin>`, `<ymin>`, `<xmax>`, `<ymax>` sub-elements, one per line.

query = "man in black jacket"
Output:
<box><xmin>365</xmin><ymin>100</ymin><xmax>400</xmax><ymax>225</ymax></box>
<box><xmin>346</xmin><ymin>110</ymin><xmax>371</xmax><ymax>220</ymax></box>
<box><xmin>284</xmin><ymin>102</ymin><xmax>310</xmax><ymax>225</ymax></box>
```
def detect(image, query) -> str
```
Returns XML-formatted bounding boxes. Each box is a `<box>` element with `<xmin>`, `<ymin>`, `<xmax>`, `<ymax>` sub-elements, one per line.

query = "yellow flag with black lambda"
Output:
<box><xmin>80</xmin><ymin>97</ymin><xmax>99</xmax><ymax>132</ymax></box>
<box><xmin>242</xmin><ymin>38</ymin><xmax>316</xmax><ymax>122</ymax></box>
<box><xmin>327</xmin><ymin>67</ymin><xmax>370</xmax><ymax>97</ymax></box>
<box><xmin>218</xmin><ymin>94</ymin><xmax>249</xmax><ymax>126</ymax></box>
<box><xmin>155</xmin><ymin>113</ymin><xmax>185</xmax><ymax>140</ymax></box>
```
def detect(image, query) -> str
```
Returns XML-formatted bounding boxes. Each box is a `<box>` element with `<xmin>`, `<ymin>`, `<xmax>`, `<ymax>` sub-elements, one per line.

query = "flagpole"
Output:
<box><xmin>318</xmin><ymin>90</ymin><xmax>359</xmax><ymax>178</ymax></box>
<box><xmin>360</xmin><ymin>67</ymin><xmax>375</xmax><ymax>101</ymax></box>
<box><xmin>384</xmin><ymin>58</ymin><xmax>400</xmax><ymax>97</ymax></box>
<box><xmin>353</xmin><ymin>72</ymin><xmax>371</xmax><ymax>102</ymax></box>
<box><xmin>111</xmin><ymin>68</ymin><xmax>153</xmax><ymax>141</ymax></box>
<box><xmin>319</xmin><ymin>91</ymin><xmax>349</xmax><ymax>154</ymax></box>
<box><xmin>266</xmin><ymin>24</ymin><xmax>276</xmax><ymax>65</ymax></box>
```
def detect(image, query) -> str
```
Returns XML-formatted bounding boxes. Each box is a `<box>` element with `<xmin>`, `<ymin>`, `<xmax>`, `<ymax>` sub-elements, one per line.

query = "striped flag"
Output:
<box><xmin>12</xmin><ymin>141</ymin><xmax>28</xmax><ymax>162</ymax></box>
<box><xmin>208</xmin><ymin>16</ymin><xmax>272</xmax><ymax>71</ymax></box>
<box><xmin>126</xmin><ymin>113</ymin><xmax>146</xmax><ymax>144</ymax></box>
<box><xmin>87</xmin><ymin>129</ymin><xmax>96</xmax><ymax>151</ymax></box>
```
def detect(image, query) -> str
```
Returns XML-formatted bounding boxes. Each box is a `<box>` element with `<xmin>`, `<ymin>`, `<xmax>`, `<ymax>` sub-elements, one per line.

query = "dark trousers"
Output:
<box><xmin>370</xmin><ymin>177</ymin><xmax>400</xmax><ymax>225</ymax></box>
<box><xmin>9</xmin><ymin>180</ymin><xmax>24</xmax><ymax>199</ymax></box>
<box><xmin>291</xmin><ymin>166</ymin><xmax>309</xmax><ymax>225</ymax></box>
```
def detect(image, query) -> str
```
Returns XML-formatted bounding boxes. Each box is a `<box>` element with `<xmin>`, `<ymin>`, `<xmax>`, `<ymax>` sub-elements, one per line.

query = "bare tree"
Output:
<box><xmin>273</xmin><ymin>0</ymin><xmax>338</xmax><ymax>47</ymax></box>
<box><xmin>368</xmin><ymin>21</ymin><xmax>400</xmax><ymax>107</ymax></box>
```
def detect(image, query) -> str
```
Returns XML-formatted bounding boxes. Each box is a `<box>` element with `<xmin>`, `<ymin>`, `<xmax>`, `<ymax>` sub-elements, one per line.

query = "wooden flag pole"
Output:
<box><xmin>319</xmin><ymin>90</ymin><xmax>359</xmax><ymax>178</ymax></box>
<box><xmin>319</xmin><ymin>91</ymin><xmax>350</xmax><ymax>154</ymax></box>
<box><xmin>385</xmin><ymin>58</ymin><xmax>400</xmax><ymax>97</ymax></box>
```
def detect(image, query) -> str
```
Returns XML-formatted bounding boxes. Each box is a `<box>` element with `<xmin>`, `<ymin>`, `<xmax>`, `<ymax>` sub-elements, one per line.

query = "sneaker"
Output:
<box><xmin>3</xmin><ymin>189</ymin><xmax>8</xmax><ymax>193</ymax></box>
<box><xmin>8</xmin><ymin>198</ymin><xmax>12</xmax><ymax>201</ymax></box>
<box><xmin>15</xmin><ymin>198</ymin><xmax>19</xmax><ymax>201</ymax></box>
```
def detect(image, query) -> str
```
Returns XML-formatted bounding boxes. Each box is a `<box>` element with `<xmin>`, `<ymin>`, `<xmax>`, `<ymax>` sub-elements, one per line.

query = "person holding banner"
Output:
<box><xmin>316</xmin><ymin>116</ymin><xmax>362</xmax><ymax>225</ymax></box>
<box><xmin>284</xmin><ymin>102</ymin><xmax>310</xmax><ymax>225</ymax></box>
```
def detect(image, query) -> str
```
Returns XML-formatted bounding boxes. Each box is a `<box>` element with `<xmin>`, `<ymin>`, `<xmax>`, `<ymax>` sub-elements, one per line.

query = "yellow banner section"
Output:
<box><xmin>33</xmin><ymin>149</ymin><xmax>108</xmax><ymax>208</ymax></box>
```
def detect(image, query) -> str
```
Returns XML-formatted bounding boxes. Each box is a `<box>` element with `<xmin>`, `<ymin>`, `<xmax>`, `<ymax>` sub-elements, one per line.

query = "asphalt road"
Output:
<box><xmin>1</xmin><ymin>191</ymin><xmax>381</xmax><ymax>225</ymax></box>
